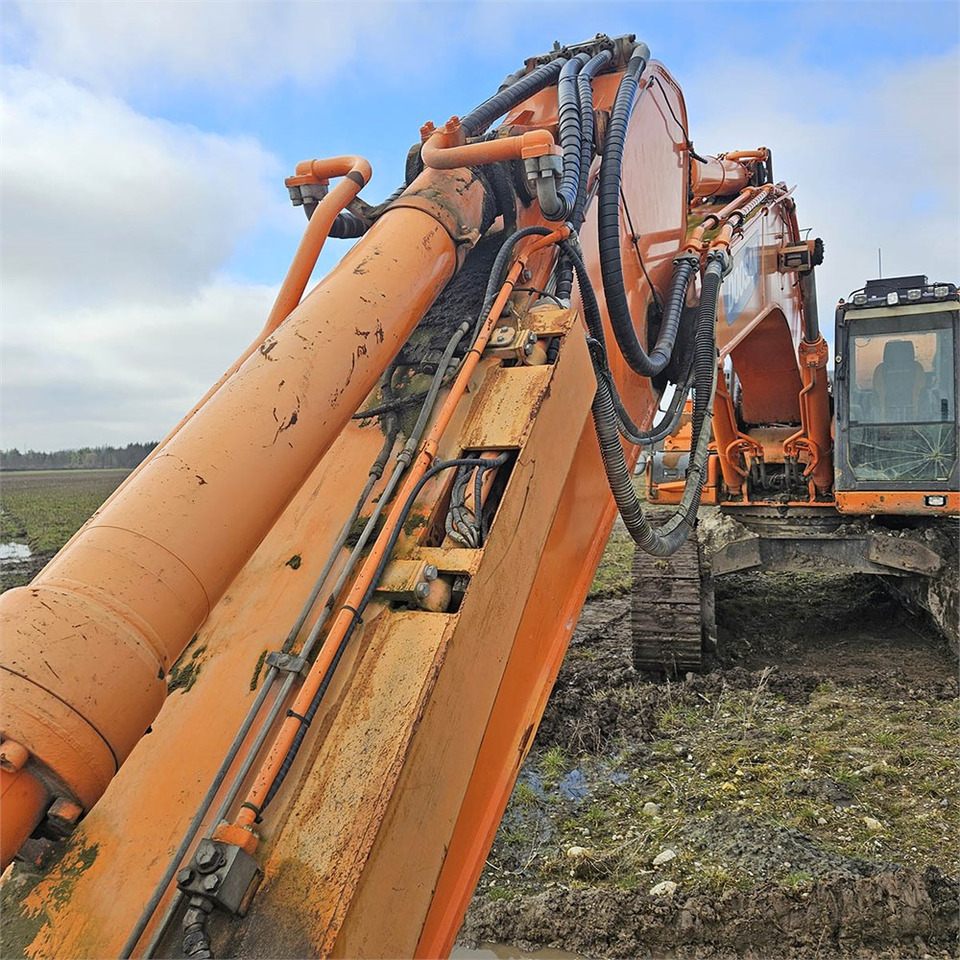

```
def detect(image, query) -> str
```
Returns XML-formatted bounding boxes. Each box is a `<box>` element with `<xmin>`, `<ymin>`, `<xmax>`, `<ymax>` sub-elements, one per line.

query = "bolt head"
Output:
<box><xmin>177</xmin><ymin>868</ymin><xmax>194</xmax><ymax>886</ymax></box>
<box><xmin>195</xmin><ymin>841</ymin><xmax>221</xmax><ymax>871</ymax></box>
<box><xmin>202</xmin><ymin>874</ymin><xmax>221</xmax><ymax>892</ymax></box>
<box><xmin>423</xmin><ymin>564</ymin><xmax>438</xmax><ymax>581</ymax></box>
<box><xmin>415</xmin><ymin>582</ymin><xmax>431</xmax><ymax>600</ymax></box>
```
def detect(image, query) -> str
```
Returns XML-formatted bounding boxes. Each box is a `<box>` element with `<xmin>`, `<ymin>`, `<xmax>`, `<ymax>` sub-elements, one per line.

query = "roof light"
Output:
<box><xmin>852</xmin><ymin>293</ymin><xmax>867</xmax><ymax>306</ymax></box>
<box><xmin>907</xmin><ymin>288</ymin><xmax>922</xmax><ymax>300</ymax></box>
<box><xmin>934</xmin><ymin>285</ymin><xmax>950</xmax><ymax>298</ymax></box>
<box><xmin>886</xmin><ymin>291</ymin><xmax>899</xmax><ymax>305</ymax></box>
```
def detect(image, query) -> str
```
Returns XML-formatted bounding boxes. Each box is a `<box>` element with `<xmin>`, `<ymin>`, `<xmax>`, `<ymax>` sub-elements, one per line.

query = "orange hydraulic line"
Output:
<box><xmin>223</xmin><ymin>227</ymin><xmax>570</xmax><ymax>846</ymax></box>
<box><xmin>725</xmin><ymin>148</ymin><xmax>768</xmax><ymax>163</ymax></box>
<box><xmin>684</xmin><ymin>186</ymin><xmax>763</xmax><ymax>253</ymax></box>
<box><xmin>421</xmin><ymin>122</ymin><xmax>558</xmax><ymax>170</ymax></box>
<box><xmin>264</xmin><ymin>156</ymin><xmax>372</xmax><ymax>336</ymax></box>
<box><xmin>709</xmin><ymin>186</ymin><xmax>773</xmax><ymax>252</ymax></box>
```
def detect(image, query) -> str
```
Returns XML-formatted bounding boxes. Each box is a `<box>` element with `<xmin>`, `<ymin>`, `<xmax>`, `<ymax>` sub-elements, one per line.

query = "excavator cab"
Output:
<box><xmin>835</xmin><ymin>276</ymin><xmax>959</xmax><ymax>508</ymax></box>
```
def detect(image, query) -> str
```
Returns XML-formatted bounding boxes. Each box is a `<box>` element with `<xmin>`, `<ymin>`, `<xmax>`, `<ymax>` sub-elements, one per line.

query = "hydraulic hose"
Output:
<box><xmin>598</xmin><ymin>41</ymin><xmax>698</xmax><ymax>378</ymax></box>
<box><xmin>473</xmin><ymin>226</ymin><xmax>554</xmax><ymax>341</ymax></box>
<box><xmin>591</xmin><ymin>252</ymin><xmax>725</xmax><ymax>557</ymax></box>
<box><xmin>555</xmin><ymin>50</ymin><xmax>613</xmax><ymax>304</ymax></box>
<box><xmin>541</xmin><ymin>54</ymin><xmax>588</xmax><ymax>222</ymax></box>
<box><xmin>460</xmin><ymin>59</ymin><xmax>566</xmax><ymax>136</ymax></box>
<box><xmin>592</xmin><ymin>352</ymin><xmax>694</xmax><ymax>447</ymax></box>
<box><xmin>559</xmin><ymin>235</ymin><xmax>693</xmax><ymax>446</ymax></box>
<box><xmin>573</xmin><ymin>51</ymin><xmax>612</xmax><ymax>231</ymax></box>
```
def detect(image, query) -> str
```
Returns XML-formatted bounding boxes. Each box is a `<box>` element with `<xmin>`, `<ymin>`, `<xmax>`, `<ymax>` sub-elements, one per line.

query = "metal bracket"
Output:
<box><xmin>265</xmin><ymin>651</ymin><xmax>307</xmax><ymax>675</ymax></box>
<box><xmin>373</xmin><ymin>559</ymin><xmax>439</xmax><ymax>606</ymax></box>
<box><xmin>177</xmin><ymin>840</ymin><xmax>262</xmax><ymax>917</ymax></box>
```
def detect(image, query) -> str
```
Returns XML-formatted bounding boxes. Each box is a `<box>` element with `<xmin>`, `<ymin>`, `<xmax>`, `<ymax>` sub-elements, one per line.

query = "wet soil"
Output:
<box><xmin>458</xmin><ymin>568</ymin><xmax>959</xmax><ymax>959</ymax></box>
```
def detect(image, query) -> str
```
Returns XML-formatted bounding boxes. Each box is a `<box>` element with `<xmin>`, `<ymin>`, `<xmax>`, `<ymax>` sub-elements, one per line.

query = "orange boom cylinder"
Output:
<box><xmin>0</xmin><ymin>165</ymin><xmax>488</xmax><ymax>867</ymax></box>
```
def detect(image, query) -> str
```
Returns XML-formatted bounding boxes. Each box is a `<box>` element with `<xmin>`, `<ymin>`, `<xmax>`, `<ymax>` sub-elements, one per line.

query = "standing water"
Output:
<box><xmin>0</xmin><ymin>542</ymin><xmax>32</xmax><ymax>561</ymax></box>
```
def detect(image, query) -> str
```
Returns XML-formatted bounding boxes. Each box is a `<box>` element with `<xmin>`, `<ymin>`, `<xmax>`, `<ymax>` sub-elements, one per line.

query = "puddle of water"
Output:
<box><xmin>0</xmin><ymin>542</ymin><xmax>32</xmax><ymax>561</ymax></box>
<box><xmin>452</xmin><ymin>944</ymin><xmax>582</xmax><ymax>959</ymax></box>
<box><xmin>558</xmin><ymin>768</ymin><xmax>588</xmax><ymax>801</ymax></box>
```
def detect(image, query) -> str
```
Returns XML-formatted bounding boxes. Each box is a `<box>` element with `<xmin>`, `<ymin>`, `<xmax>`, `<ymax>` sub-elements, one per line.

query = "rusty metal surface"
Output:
<box><xmin>460</xmin><ymin>365</ymin><xmax>554</xmax><ymax>450</ymax></box>
<box><xmin>229</xmin><ymin>610</ymin><xmax>455</xmax><ymax>958</ymax></box>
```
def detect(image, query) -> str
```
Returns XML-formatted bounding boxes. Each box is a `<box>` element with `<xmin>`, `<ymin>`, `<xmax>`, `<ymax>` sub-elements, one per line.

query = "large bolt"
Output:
<box><xmin>423</xmin><ymin>564</ymin><xmax>438</xmax><ymax>582</ymax></box>
<box><xmin>177</xmin><ymin>868</ymin><xmax>194</xmax><ymax>886</ymax></box>
<box><xmin>202</xmin><ymin>874</ymin><xmax>221</xmax><ymax>893</ymax></box>
<box><xmin>195</xmin><ymin>842</ymin><xmax>222</xmax><ymax>872</ymax></box>
<box><xmin>414</xmin><ymin>581</ymin><xmax>431</xmax><ymax>601</ymax></box>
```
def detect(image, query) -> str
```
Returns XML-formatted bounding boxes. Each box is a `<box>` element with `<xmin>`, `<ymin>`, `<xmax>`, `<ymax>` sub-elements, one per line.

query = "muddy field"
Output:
<box><xmin>458</xmin><ymin>534</ymin><xmax>959</xmax><ymax>959</ymax></box>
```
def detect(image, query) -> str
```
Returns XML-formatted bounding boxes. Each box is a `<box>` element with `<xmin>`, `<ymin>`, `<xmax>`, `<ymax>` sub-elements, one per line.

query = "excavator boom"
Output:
<box><xmin>1</xmin><ymin>34</ymin><xmax>811</xmax><ymax>958</ymax></box>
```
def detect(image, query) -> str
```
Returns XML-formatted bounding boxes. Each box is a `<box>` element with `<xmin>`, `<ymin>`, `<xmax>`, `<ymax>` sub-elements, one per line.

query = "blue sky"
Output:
<box><xmin>1</xmin><ymin>1</ymin><xmax>957</xmax><ymax>450</ymax></box>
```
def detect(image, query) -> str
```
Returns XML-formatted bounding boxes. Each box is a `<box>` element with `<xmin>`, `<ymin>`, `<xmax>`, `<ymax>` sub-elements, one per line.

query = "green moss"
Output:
<box><xmin>167</xmin><ymin>636</ymin><xmax>207</xmax><ymax>694</ymax></box>
<box><xmin>344</xmin><ymin>514</ymin><xmax>385</xmax><ymax>549</ymax></box>
<box><xmin>0</xmin><ymin>835</ymin><xmax>99</xmax><ymax>959</ymax></box>
<box><xmin>250</xmin><ymin>649</ymin><xmax>269</xmax><ymax>690</ymax></box>
<box><xmin>402</xmin><ymin>513</ymin><xmax>428</xmax><ymax>537</ymax></box>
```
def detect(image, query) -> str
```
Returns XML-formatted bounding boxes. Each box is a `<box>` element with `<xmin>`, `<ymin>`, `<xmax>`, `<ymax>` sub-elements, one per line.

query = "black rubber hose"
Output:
<box><xmin>328</xmin><ymin>209</ymin><xmax>367</xmax><ymax>238</ymax></box>
<box><xmin>555</xmin><ymin>50</ymin><xmax>612</xmax><ymax>303</ymax></box>
<box><xmin>461</xmin><ymin>59</ymin><xmax>566</xmax><ymax>136</ymax></box>
<box><xmin>181</xmin><ymin>904</ymin><xmax>214</xmax><ymax>960</ymax></box>
<box><xmin>572</xmin><ymin>51</ymin><xmax>612</xmax><ymax>231</ymax></box>
<box><xmin>591</xmin><ymin>348</ymin><xmax>694</xmax><ymax>446</ymax></box>
<box><xmin>543</xmin><ymin>54</ymin><xmax>588</xmax><ymax>222</ymax></box>
<box><xmin>689</xmin><ymin>254</ymin><xmax>725</xmax><ymax>447</ymax></box>
<box><xmin>473</xmin><ymin>225</ymin><xmax>553</xmax><ymax>341</ymax></box>
<box><xmin>591</xmin><ymin>252</ymin><xmax>723</xmax><ymax>557</ymax></box>
<box><xmin>599</xmin><ymin>42</ymin><xmax>697</xmax><ymax>378</ymax></box>
<box><xmin>559</xmin><ymin>236</ymin><xmax>693</xmax><ymax>446</ymax></box>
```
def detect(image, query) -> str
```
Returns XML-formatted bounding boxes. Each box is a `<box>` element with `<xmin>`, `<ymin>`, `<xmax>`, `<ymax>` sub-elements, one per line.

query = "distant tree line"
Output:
<box><xmin>0</xmin><ymin>442</ymin><xmax>158</xmax><ymax>472</ymax></box>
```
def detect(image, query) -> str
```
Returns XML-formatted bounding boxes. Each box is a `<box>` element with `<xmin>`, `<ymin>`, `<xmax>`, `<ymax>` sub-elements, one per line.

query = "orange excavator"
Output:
<box><xmin>635</xmin><ymin>266</ymin><xmax>959</xmax><ymax>671</ymax></box>
<box><xmin>2</xmin><ymin>32</ymin><xmax>947</xmax><ymax>959</ymax></box>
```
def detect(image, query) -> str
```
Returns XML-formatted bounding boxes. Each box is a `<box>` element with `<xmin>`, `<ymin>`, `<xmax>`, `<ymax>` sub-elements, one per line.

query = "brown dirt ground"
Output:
<box><xmin>458</xmin><ymin>566</ymin><xmax>959</xmax><ymax>959</ymax></box>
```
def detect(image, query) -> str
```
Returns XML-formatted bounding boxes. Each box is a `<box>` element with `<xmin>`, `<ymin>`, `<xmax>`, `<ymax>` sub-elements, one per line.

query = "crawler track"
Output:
<box><xmin>631</xmin><ymin>529</ymin><xmax>711</xmax><ymax>673</ymax></box>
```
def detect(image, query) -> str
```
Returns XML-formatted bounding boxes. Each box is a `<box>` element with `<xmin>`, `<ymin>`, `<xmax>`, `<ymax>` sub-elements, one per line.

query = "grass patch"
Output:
<box><xmin>588</xmin><ymin>530</ymin><xmax>634</xmax><ymax>599</ymax></box>
<box><xmin>1</xmin><ymin>469</ymin><xmax>129</xmax><ymax>558</ymax></box>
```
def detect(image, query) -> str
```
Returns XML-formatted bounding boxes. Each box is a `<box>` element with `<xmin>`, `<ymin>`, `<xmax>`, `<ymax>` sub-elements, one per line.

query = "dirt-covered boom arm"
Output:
<box><xmin>1</xmin><ymin>33</ymin><xmax>812</xmax><ymax>959</ymax></box>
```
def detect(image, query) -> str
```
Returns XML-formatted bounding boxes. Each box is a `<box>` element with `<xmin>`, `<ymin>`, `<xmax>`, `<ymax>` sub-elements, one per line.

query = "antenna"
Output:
<box><xmin>878</xmin><ymin>247</ymin><xmax>882</xmax><ymax>278</ymax></box>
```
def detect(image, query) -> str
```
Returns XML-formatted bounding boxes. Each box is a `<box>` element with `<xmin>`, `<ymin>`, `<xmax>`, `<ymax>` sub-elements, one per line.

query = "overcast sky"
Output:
<box><xmin>1</xmin><ymin>0</ymin><xmax>957</xmax><ymax>451</ymax></box>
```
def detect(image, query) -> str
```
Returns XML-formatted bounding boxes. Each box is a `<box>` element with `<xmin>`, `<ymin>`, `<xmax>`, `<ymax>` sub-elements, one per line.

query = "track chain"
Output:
<box><xmin>631</xmin><ymin>528</ymin><xmax>711</xmax><ymax>674</ymax></box>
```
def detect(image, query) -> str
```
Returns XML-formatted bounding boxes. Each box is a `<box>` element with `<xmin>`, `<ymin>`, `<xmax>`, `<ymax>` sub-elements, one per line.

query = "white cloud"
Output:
<box><xmin>680</xmin><ymin>49</ymin><xmax>959</xmax><ymax>330</ymax></box>
<box><xmin>2</xmin><ymin>278</ymin><xmax>278</xmax><ymax>450</ymax></box>
<box><xmin>1</xmin><ymin>67</ymin><xmax>281</xmax><ymax>306</ymax></box>
<box><xmin>8</xmin><ymin>0</ymin><xmax>414</xmax><ymax>93</ymax></box>
<box><xmin>0</xmin><ymin>67</ymin><xmax>284</xmax><ymax>449</ymax></box>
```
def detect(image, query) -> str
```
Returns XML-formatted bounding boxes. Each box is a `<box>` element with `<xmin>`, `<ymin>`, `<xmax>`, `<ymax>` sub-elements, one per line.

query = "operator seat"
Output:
<box><xmin>872</xmin><ymin>339</ymin><xmax>925</xmax><ymax>422</ymax></box>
